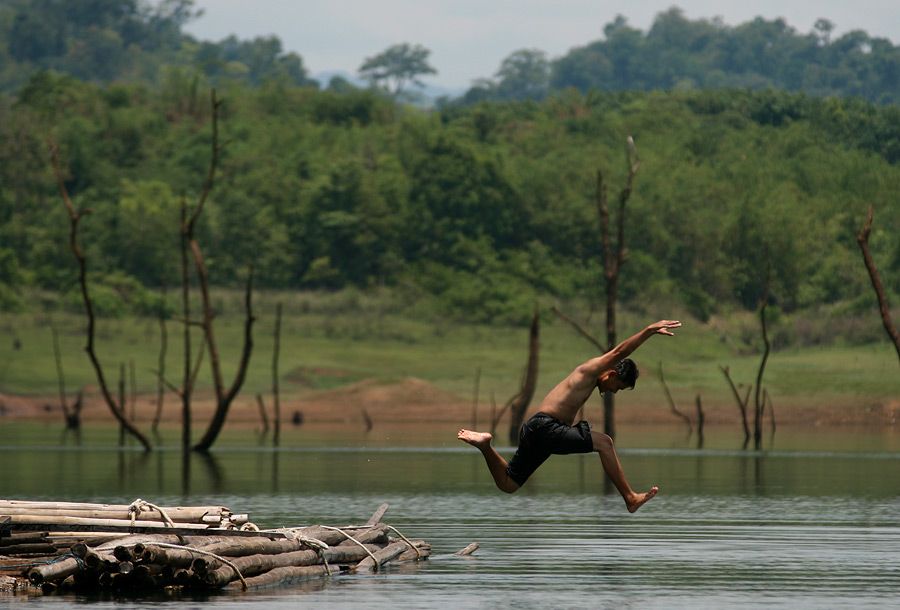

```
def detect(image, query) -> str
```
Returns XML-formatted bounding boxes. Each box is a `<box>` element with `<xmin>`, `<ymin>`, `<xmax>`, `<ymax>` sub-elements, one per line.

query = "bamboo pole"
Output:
<box><xmin>0</xmin><ymin>542</ymin><xmax>57</xmax><ymax>555</ymax></box>
<box><xmin>223</xmin><ymin>565</ymin><xmax>328</xmax><ymax>590</ymax></box>
<box><xmin>0</xmin><ymin>508</ymin><xmax>232</xmax><ymax>523</ymax></box>
<box><xmin>397</xmin><ymin>541</ymin><xmax>431</xmax><ymax>562</ymax></box>
<box><xmin>203</xmin><ymin>543</ymin><xmax>385</xmax><ymax>587</ymax></box>
<box><xmin>139</xmin><ymin>544</ymin><xmax>202</xmax><ymax>568</ymax></box>
<box><xmin>455</xmin><ymin>542</ymin><xmax>479</xmax><ymax>556</ymax></box>
<box><xmin>0</xmin><ymin>532</ymin><xmax>50</xmax><ymax>545</ymax></box>
<box><xmin>5</xmin><ymin>515</ymin><xmax>214</xmax><ymax>529</ymax></box>
<box><xmin>0</xmin><ymin>500</ymin><xmax>228</xmax><ymax>520</ymax></box>
<box><xmin>354</xmin><ymin>540</ymin><xmax>410</xmax><ymax>573</ymax></box>
<box><xmin>27</xmin><ymin>556</ymin><xmax>83</xmax><ymax>585</ymax></box>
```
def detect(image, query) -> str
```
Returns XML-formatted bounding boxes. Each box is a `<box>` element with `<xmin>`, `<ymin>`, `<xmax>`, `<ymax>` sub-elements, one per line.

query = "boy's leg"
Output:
<box><xmin>458</xmin><ymin>429</ymin><xmax>520</xmax><ymax>494</ymax></box>
<box><xmin>590</xmin><ymin>430</ymin><xmax>658</xmax><ymax>513</ymax></box>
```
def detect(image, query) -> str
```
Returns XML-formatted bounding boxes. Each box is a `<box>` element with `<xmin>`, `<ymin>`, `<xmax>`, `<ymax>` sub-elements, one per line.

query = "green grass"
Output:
<box><xmin>1</xmin><ymin>297</ymin><xmax>897</xmax><ymax>418</ymax></box>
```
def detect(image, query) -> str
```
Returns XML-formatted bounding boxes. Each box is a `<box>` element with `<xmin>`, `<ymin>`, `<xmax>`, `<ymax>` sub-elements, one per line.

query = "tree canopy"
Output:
<box><xmin>357</xmin><ymin>43</ymin><xmax>437</xmax><ymax>100</ymax></box>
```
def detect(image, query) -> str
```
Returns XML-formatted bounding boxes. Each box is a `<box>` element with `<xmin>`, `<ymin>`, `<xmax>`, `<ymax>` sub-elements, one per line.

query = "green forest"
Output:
<box><xmin>1</xmin><ymin>0</ymin><xmax>899</xmax><ymax>346</ymax></box>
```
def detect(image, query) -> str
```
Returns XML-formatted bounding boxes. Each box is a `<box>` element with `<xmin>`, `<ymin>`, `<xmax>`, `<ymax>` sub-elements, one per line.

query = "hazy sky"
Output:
<box><xmin>183</xmin><ymin>1</ymin><xmax>900</xmax><ymax>91</ymax></box>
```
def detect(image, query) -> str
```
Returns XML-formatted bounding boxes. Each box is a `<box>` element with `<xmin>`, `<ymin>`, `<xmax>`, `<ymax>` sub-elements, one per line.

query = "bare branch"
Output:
<box><xmin>188</xmin><ymin>89</ymin><xmax>226</xmax><ymax>231</ymax></box>
<box><xmin>855</xmin><ymin>205</ymin><xmax>900</xmax><ymax>364</ymax></box>
<box><xmin>720</xmin><ymin>365</ymin><xmax>750</xmax><ymax>443</ymax></box>
<box><xmin>550</xmin><ymin>306</ymin><xmax>604</xmax><ymax>351</ymax></box>
<box><xmin>658</xmin><ymin>362</ymin><xmax>692</xmax><ymax>434</ymax></box>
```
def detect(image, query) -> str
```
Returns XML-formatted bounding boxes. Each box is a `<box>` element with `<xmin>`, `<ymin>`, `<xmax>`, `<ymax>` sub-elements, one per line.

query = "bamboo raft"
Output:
<box><xmin>0</xmin><ymin>498</ymin><xmax>457</xmax><ymax>595</ymax></box>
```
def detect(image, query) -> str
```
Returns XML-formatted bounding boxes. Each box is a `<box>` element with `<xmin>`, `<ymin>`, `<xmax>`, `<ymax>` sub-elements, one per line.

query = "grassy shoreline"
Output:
<box><xmin>1</xmin><ymin>304</ymin><xmax>898</xmax><ymax>430</ymax></box>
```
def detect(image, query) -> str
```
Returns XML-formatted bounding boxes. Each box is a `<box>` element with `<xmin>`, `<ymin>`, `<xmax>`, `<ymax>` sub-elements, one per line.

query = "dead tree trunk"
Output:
<box><xmin>598</xmin><ymin>137</ymin><xmax>641</xmax><ymax>439</ymax></box>
<box><xmin>754</xmin><ymin>250</ymin><xmax>772</xmax><ymax>450</ymax></box>
<box><xmin>272</xmin><ymin>302</ymin><xmax>282</xmax><ymax>447</ymax></box>
<box><xmin>189</xmin><ymin>90</ymin><xmax>256</xmax><ymax>454</ymax></box>
<box><xmin>507</xmin><ymin>309</ymin><xmax>540</xmax><ymax>446</ymax></box>
<box><xmin>152</xmin><ymin>282</ymin><xmax>168</xmax><ymax>432</ymax></box>
<box><xmin>695</xmin><ymin>394</ymin><xmax>705</xmax><ymax>447</ymax></box>
<box><xmin>855</xmin><ymin>205</ymin><xmax>900</xmax><ymax>365</ymax></box>
<box><xmin>49</xmin><ymin>140</ymin><xmax>151</xmax><ymax>452</ymax></box>
<box><xmin>490</xmin><ymin>310</ymin><xmax>540</xmax><ymax>444</ymax></box>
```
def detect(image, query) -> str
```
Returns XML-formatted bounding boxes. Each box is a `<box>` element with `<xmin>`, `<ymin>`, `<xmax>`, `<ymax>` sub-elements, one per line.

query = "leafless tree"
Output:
<box><xmin>50</xmin><ymin>141</ymin><xmax>152</xmax><ymax>451</ymax></box>
<box><xmin>186</xmin><ymin>90</ymin><xmax>256</xmax><ymax>454</ymax></box>
<box><xmin>720</xmin><ymin>249</ymin><xmax>774</xmax><ymax>450</ymax></box>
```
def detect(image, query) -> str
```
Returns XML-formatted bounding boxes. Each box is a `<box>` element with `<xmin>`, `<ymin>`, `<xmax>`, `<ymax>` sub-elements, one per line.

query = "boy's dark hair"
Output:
<box><xmin>614</xmin><ymin>358</ymin><xmax>639</xmax><ymax>389</ymax></box>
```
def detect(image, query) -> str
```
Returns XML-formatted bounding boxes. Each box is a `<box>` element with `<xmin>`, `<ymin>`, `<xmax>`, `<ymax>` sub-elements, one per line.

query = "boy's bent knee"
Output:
<box><xmin>591</xmin><ymin>431</ymin><xmax>614</xmax><ymax>451</ymax></box>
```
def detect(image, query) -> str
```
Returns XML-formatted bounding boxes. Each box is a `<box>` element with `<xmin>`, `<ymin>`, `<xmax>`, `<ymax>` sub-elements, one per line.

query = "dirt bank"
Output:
<box><xmin>2</xmin><ymin>377</ymin><xmax>898</xmax><ymax>429</ymax></box>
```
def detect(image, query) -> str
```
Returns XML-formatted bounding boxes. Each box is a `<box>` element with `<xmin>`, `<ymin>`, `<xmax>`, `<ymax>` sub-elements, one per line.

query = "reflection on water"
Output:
<box><xmin>1</xmin><ymin>421</ymin><xmax>899</xmax><ymax>609</ymax></box>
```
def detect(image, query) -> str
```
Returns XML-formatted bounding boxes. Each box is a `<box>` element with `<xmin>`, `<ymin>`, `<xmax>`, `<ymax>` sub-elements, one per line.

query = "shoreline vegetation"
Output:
<box><xmin>1</xmin><ymin>299</ymin><xmax>898</xmax><ymax>434</ymax></box>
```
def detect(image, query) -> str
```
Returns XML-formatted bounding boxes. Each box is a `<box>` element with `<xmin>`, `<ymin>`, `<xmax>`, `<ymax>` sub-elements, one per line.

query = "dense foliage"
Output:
<box><xmin>1</xmin><ymin>72</ymin><xmax>899</xmax><ymax>326</ymax></box>
<box><xmin>0</xmin><ymin>0</ymin><xmax>317</xmax><ymax>94</ymax></box>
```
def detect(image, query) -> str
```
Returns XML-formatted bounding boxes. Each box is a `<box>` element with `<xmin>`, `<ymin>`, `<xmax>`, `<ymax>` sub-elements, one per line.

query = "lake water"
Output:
<box><xmin>1</xmin><ymin>421</ymin><xmax>899</xmax><ymax>609</ymax></box>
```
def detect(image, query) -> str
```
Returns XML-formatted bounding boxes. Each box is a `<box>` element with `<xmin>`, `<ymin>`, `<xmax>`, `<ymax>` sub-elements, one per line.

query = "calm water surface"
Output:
<box><xmin>1</xmin><ymin>421</ymin><xmax>899</xmax><ymax>609</ymax></box>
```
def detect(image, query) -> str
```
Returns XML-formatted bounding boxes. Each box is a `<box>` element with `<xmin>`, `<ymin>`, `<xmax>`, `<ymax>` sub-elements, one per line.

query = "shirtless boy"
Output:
<box><xmin>458</xmin><ymin>319</ymin><xmax>681</xmax><ymax>513</ymax></box>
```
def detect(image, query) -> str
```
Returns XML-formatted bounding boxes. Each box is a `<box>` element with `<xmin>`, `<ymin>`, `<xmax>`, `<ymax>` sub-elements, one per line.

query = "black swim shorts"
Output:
<box><xmin>505</xmin><ymin>412</ymin><xmax>595</xmax><ymax>486</ymax></box>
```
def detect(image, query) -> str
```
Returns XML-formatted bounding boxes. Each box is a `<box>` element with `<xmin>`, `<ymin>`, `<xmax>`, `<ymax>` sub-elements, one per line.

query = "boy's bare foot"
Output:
<box><xmin>625</xmin><ymin>486</ymin><xmax>659</xmax><ymax>513</ymax></box>
<box><xmin>458</xmin><ymin>429</ymin><xmax>492</xmax><ymax>449</ymax></box>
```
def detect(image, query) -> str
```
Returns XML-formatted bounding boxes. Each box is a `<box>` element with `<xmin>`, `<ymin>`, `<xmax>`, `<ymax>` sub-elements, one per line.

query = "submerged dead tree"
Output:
<box><xmin>490</xmin><ymin>309</ymin><xmax>540</xmax><ymax>445</ymax></box>
<box><xmin>549</xmin><ymin>138</ymin><xmax>640</xmax><ymax>438</ymax></box>
<box><xmin>272</xmin><ymin>302</ymin><xmax>283</xmax><ymax>446</ymax></box>
<box><xmin>855</xmin><ymin>205</ymin><xmax>900</xmax><ymax>365</ymax></box>
<box><xmin>151</xmin><ymin>283</ymin><xmax>168</xmax><ymax>433</ymax></box>
<box><xmin>753</xmin><ymin>251</ymin><xmax>772</xmax><ymax>449</ymax></box>
<box><xmin>720</xmin><ymin>250</ymin><xmax>775</xmax><ymax>450</ymax></box>
<box><xmin>186</xmin><ymin>90</ymin><xmax>256</xmax><ymax>454</ymax></box>
<box><xmin>50</xmin><ymin>141</ymin><xmax>151</xmax><ymax>451</ymax></box>
<box><xmin>597</xmin><ymin>136</ymin><xmax>641</xmax><ymax>439</ymax></box>
<box><xmin>51</xmin><ymin>325</ymin><xmax>82</xmax><ymax>430</ymax></box>
<box><xmin>508</xmin><ymin>309</ymin><xmax>540</xmax><ymax>445</ymax></box>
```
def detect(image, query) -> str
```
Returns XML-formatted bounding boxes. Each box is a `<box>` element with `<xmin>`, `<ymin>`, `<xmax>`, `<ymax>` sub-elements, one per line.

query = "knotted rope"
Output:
<box><xmin>127</xmin><ymin>498</ymin><xmax>176</xmax><ymax>528</ymax></box>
